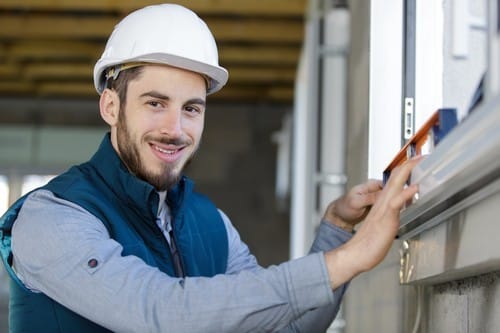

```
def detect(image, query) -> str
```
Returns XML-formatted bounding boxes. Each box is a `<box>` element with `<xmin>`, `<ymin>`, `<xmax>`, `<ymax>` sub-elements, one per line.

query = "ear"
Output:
<box><xmin>99</xmin><ymin>88</ymin><xmax>120</xmax><ymax>126</ymax></box>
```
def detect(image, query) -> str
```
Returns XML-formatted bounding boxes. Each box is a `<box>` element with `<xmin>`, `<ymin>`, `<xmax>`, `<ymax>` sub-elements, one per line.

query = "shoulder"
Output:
<box><xmin>13</xmin><ymin>190</ymin><xmax>109</xmax><ymax>259</ymax></box>
<box><xmin>17</xmin><ymin>189</ymin><xmax>103</xmax><ymax>228</ymax></box>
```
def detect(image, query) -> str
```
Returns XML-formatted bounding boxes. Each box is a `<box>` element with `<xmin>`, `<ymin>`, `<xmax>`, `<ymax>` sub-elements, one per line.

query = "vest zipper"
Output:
<box><xmin>168</xmin><ymin>224</ymin><xmax>186</xmax><ymax>278</ymax></box>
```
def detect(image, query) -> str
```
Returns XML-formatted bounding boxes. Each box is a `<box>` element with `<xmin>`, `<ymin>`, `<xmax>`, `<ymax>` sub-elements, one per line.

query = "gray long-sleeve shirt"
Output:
<box><xmin>11</xmin><ymin>189</ymin><xmax>352</xmax><ymax>332</ymax></box>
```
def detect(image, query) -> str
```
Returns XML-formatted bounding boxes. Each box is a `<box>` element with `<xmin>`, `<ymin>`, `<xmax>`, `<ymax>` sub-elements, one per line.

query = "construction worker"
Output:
<box><xmin>0</xmin><ymin>4</ymin><xmax>420</xmax><ymax>332</ymax></box>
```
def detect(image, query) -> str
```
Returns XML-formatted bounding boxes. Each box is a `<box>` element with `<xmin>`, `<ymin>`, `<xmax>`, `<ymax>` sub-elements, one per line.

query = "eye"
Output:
<box><xmin>147</xmin><ymin>101</ymin><xmax>161</xmax><ymax>108</ymax></box>
<box><xmin>184</xmin><ymin>105</ymin><xmax>202</xmax><ymax>115</ymax></box>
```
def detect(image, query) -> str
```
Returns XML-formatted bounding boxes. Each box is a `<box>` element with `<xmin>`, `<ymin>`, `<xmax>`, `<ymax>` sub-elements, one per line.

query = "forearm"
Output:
<box><xmin>278</xmin><ymin>221</ymin><xmax>353</xmax><ymax>333</ymax></box>
<box><xmin>16</xmin><ymin>248</ymin><xmax>334</xmax><ymax>332</ymax></box>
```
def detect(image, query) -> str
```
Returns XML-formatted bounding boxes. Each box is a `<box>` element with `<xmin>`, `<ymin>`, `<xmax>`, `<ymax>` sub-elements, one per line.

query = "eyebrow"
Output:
<box><xmin>140</xmin><ymin>90</ymin><xmax>206</xmax><ymax>107</ymax></box>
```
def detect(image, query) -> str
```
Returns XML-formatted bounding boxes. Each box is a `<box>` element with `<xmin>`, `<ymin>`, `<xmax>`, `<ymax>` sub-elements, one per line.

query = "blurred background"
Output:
<box><xmin>0</xmin><ymin>1</ymin><xmax>302</xmax><ymax>329</ymax></box>
<box><xmin>2</xmin><ymin>0</ymin><xmax>500</xmax><ymax>332</ymax></box>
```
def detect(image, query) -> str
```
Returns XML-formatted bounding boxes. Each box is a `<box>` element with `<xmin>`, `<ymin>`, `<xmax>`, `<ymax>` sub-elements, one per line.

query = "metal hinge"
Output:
<box><xmin>404</xmin><ymin>97</ymin><xmax>415</xmax><ymax>140</ymax></box>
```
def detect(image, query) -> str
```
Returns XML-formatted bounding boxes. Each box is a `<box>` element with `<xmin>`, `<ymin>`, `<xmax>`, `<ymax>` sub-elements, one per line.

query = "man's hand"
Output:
<box><xmin>323</xmin><ymin>179</ymin><xmax>383</xmax><ymax>233</ymax></box>
<box><xmin>324</xmin><ymin>157</ymin><xmax>421</xmax><ymax>289</ymax></box>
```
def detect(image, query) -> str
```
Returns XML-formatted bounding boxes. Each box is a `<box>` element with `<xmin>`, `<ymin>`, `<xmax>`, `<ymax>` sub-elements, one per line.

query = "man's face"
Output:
<box><xmin>111</xmin><ymin>65</ymin><xmax>206</xmax><ymax>191</ymax></box>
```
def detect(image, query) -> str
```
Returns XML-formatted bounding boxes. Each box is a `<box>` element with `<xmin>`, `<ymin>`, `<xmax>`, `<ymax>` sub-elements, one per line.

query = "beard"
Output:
<box><xmin>116</xmin><ymin>109</ymin><xmax>196</xmax><ymax>191</ymax></box>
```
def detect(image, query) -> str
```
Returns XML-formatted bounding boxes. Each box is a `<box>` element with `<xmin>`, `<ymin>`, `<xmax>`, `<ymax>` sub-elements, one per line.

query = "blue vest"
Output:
<box><xmin>0</xmin><ymin>134</ymin><xmax>228</xmax><ymax>332</ymax></box>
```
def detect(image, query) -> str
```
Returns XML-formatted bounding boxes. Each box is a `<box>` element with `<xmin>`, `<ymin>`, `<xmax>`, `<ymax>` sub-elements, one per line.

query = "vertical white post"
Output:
<box><xmin>290</xmin><ymin>0</ymin><xmax>320</xmax><ymax>259</ymax></box>
<box><xmin>321</xmin><ymin>8</ymin><xmax>350</xmax><ymax>333</ymax></box>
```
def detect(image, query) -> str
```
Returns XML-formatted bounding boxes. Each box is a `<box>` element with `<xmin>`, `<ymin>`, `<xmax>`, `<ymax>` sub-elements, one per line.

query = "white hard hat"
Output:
<box><xmin>93</xmin><ymin>4</ymin><xmax>228</xmax><ymax>95</ymax></box>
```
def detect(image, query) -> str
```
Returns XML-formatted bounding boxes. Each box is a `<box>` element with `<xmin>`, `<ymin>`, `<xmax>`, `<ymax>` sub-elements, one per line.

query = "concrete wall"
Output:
<box><xmin>185</xmin><ymin>104</ymin><xmax>292</xmax><ymax>265</ymax></box>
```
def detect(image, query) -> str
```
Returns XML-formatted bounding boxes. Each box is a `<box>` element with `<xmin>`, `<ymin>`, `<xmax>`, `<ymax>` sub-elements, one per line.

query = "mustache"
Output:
<box><xmin>145</xmin><ymin>135</ymin><xmax>192</xmax><ymax>146</ymax></box>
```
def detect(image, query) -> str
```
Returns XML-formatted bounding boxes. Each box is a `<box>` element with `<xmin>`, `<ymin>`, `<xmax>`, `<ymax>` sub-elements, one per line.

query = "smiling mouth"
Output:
<box><xmin>151</xmin><ymin>142</ymin><xmax>187</xmax><ymax>163</ymax></box>
<box><xmin>154</xmin><ymin>145</ymin><xmax>179</xmax><ymax>155</ymax></box>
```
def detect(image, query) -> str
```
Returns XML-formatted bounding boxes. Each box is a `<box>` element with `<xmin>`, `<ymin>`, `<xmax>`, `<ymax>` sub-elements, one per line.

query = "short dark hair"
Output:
<box><xmin>105</xmin><ymin>66</ymin><xmax>144</xmax><ymax>107</ymax></box>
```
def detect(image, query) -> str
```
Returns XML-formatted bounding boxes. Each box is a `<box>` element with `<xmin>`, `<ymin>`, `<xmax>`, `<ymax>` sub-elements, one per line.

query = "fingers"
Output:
<box><xmin>351</xmin><ymin>179</ymin><xmax>383</xmax><ymax>208</ymax></box>
<box><xmin>389</xmin><ymin>184</ymin><xmax>419</xmax><ymax>211</ymax></box>
<box><xmin>385</xmin><ymin>156</ymin><xmax>423</xmax><ymax>189</ymax></box>
<box><xmin>351</xmin><ymin>179</ymin><xmax>382</xmax><ymax>195</ymax></box>
<box><xmin>364</xmin><ymin>179</ymin><xmax>383</xmax><ymax>192</ymax></box>
<box><xmin>383</xmin><ymin>156</ymin><xmax>423</xmax><ymax>211</ymax></box>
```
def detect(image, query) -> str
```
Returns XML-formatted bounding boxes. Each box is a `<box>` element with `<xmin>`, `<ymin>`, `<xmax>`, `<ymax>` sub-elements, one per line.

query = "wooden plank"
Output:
<box><xmin>0</xmin><ymin>0</ymin><xmax>306</xmax><ymax>17</ymax></box>
<box><xmin>0</xmin><ymin>81</ymin><xmax>34</xmax><ymax>93</ymax></box>
<box><xmin>210</xmin><ymin>85</ymin><xmax>294</xmax><ymax>102</ymax></box>
<box><xmin>23</xmin><ymin>63</ymin><xmax>93</xmax><ymax>79</ymax></box>
<box><xmin>227</xmin><ymin>67</ymin><xmax>296</xmax><ymax>83</ymax></box>
<box><xmin>0</xmin><ymin>15</ymin><xmax>115</xmax><ymax>39</ymax></box>
<box><xmin>0</xmin><ymin>15</ymin><xmax>304</xmax><ymax>43</ymax></box>
<box><xmin>8</xmin><ymin>41</ymin><xmax>101</xmax><ymax>60</ymax></box>
<box><xmin>267</xmin><ymin>87</ymin><xmax>295</xmax><ymax>101</ymax></box>
<box><xmin>0</xmin><ymin>62</ymin><xmax>19</xmax><ymax>78</ymax></box>
<box><xmin>220</xmin><ymin>46</ymin><xmax>300</xmax><ymax>65</ymax></box>
<box><xmin>37</xmin><ymin>82</ymin><xmax>95</xmax><ymax>96</ymax></box>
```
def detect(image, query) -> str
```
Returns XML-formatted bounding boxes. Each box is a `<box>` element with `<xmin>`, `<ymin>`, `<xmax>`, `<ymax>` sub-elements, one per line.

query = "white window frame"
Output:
<box><xmin>367</xmin><ymin>0</ymin><xmax>405</xmax><ymax>178</ymax></box>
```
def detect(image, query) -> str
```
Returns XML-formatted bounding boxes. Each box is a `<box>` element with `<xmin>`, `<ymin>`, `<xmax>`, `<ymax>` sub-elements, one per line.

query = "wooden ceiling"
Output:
<box><xmin>0</xmin><ymin>1</ymin><xmax>307</xmax><ymax>105</ymax></box>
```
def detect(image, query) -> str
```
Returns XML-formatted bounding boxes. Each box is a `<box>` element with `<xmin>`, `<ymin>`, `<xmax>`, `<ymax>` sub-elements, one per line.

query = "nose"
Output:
<box><xmin>159</xmin><ymin>108</ymin><xmax>183</xmax><ymax>138</ymax></box>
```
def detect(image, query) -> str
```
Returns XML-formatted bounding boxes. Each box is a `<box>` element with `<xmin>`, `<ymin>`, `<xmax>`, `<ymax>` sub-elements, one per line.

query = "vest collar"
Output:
<box><xmin>88</xmin><ymin>133</ymin><xmax>194</xmax><ymax>220</ymax></box>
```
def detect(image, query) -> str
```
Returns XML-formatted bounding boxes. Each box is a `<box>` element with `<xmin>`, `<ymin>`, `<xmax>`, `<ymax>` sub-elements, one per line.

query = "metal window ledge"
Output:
<box><xmin>399</xmin><ymin>95</ymin><xmax>500</xmax><ymax>239</ymax></box>
<box><xmin>398</xmin><ymin>95</ymin><xmax>500</xmax><ymax>284</ymax></box>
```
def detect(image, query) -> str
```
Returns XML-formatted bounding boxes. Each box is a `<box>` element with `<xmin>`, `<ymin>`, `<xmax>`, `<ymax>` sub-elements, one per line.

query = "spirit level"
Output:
<box><xmin>383</xmin><ymin>108</ymin><xmax>458</xmax><ymax>185</ymax></box>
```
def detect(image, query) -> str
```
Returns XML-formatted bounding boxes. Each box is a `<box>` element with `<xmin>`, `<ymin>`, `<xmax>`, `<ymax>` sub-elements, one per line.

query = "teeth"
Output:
<box><xmin>155</xmin><ymin>146</ymin><xmax>176</xmax><ymax>154</ymax></box>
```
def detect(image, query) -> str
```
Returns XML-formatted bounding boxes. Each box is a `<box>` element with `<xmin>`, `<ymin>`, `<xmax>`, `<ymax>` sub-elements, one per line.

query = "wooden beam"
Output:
<box><xmin>7</xmin><ymin>41</ymin><xmax>101</xmax><ymax>60</ymax></box>
<box><xmin>210</xmin><ymin>86</ymin><xmax>294</xmax><ymax>102</ymax></box>
<box><xmin>0</xmin><ymin>62</ymin><xmax>20</xmax><ymax>78</ymax></box>
<box><xmin>23</xmin><ymin>63</ymin><xmax>93</xmax><ymax>79</ymax></box>
<box><xmin>220</xmin><ymin>45</ymin><xmax>300</xmax><ymax>66</ymax></box>
<box><xmin>267</xmin><ymin>87</ymin><xmax>294</xmax><ymax>101</ymax></box>
<box><xmin>37</xmin><ymin>82</ymin><xmax>95</xmax><ymax>96</ymax></box>
<box><xmin>0</xmin><ymin>15</ymin><xmax>304</xmax><ymax>43</ymax></box>
<box><xmin>227</xmin><ymin>67</ymin><xmax>296</xmax><ymax>83</ymax></box>
<box><xmin>0</xmin><ymin>15</ymin><xmax>114</xmax><ymax>39</ymax></box>
<box><xmin>0</xmin><ymin>81</ymin><xmax>34</xmax><ymax>93</ymax></box>
<box><xmin>0</xmin><ymin>0</ymin><xmax>306</xmax><ymax>17</ymax></box>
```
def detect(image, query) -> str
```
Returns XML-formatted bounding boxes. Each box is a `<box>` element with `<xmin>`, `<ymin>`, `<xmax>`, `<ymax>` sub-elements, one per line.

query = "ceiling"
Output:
<box><xmin>0</xmin><ymin>0</ymin><xmax>306</xmax><ymax>109</ymax></box>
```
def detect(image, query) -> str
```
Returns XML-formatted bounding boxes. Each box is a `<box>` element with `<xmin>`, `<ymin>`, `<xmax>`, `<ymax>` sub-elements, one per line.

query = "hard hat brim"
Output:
<box><xmin>94</xmin><ymin>53</ymin><xmax>228</xmax><ymax>96</ymax></box>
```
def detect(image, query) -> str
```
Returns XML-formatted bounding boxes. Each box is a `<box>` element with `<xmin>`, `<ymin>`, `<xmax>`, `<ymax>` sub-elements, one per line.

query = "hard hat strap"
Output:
<box><xmin>105</xmin><ymin>62</ymin><xmax>146</xmax><ymax>83</ymax></box>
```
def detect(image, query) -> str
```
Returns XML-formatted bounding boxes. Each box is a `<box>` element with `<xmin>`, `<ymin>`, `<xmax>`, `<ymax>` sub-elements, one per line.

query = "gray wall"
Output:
<box><xmin>185</xmin><ymin>104</ymin><xmax>291</xmax><ymax>265</ymax></box>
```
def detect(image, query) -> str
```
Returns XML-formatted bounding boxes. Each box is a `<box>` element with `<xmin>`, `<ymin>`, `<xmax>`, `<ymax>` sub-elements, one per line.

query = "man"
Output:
<box><xmin>0</xmin><ymin>4</ymin><xmax>420</xmax><ymax>332</ymax></box>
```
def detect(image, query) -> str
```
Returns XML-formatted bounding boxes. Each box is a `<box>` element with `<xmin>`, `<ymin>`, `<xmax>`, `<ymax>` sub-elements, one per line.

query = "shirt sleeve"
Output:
<box><xmin>11</xmin><ymin>190</ymin><xmax>335</xmax><ymax>333</ymax></box>
<box><xmin>277</xmin><ymin>221</ymin><xmax>354</xmax><ymax>333</ymax></box>
<box><xmin>218</xmin><ymin>209</ymin><xmax>260</xmax><ymax>274</ymax></box>
<box><xmin>218</xmin><ymin>211</ymin><xmax>354</xmax><ymax>333</ymax></box>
